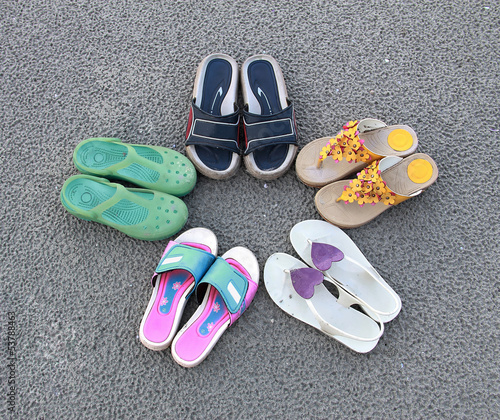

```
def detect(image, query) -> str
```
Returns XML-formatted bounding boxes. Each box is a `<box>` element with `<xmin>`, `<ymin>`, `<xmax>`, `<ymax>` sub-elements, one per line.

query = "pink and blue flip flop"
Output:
<box><xmin>171</xmin><ymin>247</ymin><xmax>259</xmax><ymax>368</ymax></box>
<box><xmin>139</xmin><ymin>228</ymin><xmax>218</xmax><ymax>351</ymax></box>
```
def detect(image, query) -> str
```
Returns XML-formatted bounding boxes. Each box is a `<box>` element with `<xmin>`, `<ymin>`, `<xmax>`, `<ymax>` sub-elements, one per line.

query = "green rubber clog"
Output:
<box><xmin>60</xmin><ymin>175</ymin><xmax>188</xmax><ymax>241</ymax></box>
<box><xmin>73</xmin><ymin>138</ymin><xmax>197</xmax><ymax>197</ymax></box>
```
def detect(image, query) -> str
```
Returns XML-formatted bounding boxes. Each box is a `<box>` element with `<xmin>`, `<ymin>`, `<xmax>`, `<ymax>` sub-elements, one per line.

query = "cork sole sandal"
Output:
<box><xmin>296</xmin><ymin>119</ymin><xmax>418</xmax><ymax>188</ymax></box>
<box><xmin>315</xmin><ymin>153</ymin><xmax>438</xmax><ymax>228</ymax></box>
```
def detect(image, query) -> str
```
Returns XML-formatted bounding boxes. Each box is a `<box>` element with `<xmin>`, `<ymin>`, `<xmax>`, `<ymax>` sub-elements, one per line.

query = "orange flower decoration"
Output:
<box><xmin>359</xmin><ymin>170</ymin><xmax>370</xmax><ymax>182</ymax></box>
<box><xmin>337</xmin><ymin>187</ymin><xmax>357</xmax><ymax>203</ymax></box>
<box><xmin>332</xmin><ymin>145</ymin><xmax>343</xmax><ymax>161</ymax></box>
<box><xmin>319</xmin><ymin>120</ymin><xmax>375</xmax><ymax>166</ymax></box>
<box><xmin>349</xmin><ymin>179</ymin><xmax>362</xmax><ymax>192</ymax></box>
<box><xmin>356</xmin><ymin>149</ymin><xmax>371</xmax><ymax>162</ymax></box>
<box><xmin>336</xmin><ymin>159</ymin><xmax>399</xmax><ymax>206</ymax></box>
<box><xmin>368</xmin><ymin>192</ymin><xmax>380</xmax><ymax>204</ymax></box>
<box><xmin>345</xmin><ymin>126</ymin><xmax>358</xmax><ymax>139</ymax></box>
<box><xmin>339</xmin><ymin>136</ymin><xmax>349</xmax><ymax>148</ymax></box>
<box><xmin>357</xmin><ymin>193</ymin><xmax>371</xmax><ymax>206</ymax></box>
<box><xmin>344</xmin><ymin>147</ymin><xmax>356</xmax><ymax>162</ymax></box>
<box><xmin>363</xmin><ymin>182</ymin><xmax>373</xmax><ymax>193</ymax></box>
<box><xmin>362</xmin><ymin>193</ymin><xmax>375</xmax><ymax>205</ymax></box>
<box><xmin>372</xmin><ymin>180</ymin><xmax>386</xmax><ymax>195</ymax></box>
<box><xmin>319</xmin><ymin>144</ymin><xmax>331</xmax><ymax>161</ymax></box>
<box><xmin>363</xmin><ymin>166</ymin><xmax>378</xmax><ymax>182</ymax></box>
<box><xmin>365</xmin><ymin>164</ymin><xmax>378</xmax><ymax>175</ymax></box>
<box><xmin>348</xmin><ymin>138</ymin><xmax>361</xmax><ymax>150</ymax></box>
<box><xmin>381</xmin><ymin>193</ymin><xmax>396</xmax><ymax>205</ymax></box>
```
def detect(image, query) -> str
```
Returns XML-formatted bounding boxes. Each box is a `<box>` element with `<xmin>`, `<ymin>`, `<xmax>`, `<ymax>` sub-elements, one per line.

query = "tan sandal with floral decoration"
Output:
<box><xmin>315</xmin><ymin>153</ymin><xmax>438</xmax><ymax>228</ymax></box>
<box><xmin>296</xmin><ymin>119</ymin><xmax>419</xmax><ymax>188</ymax></box>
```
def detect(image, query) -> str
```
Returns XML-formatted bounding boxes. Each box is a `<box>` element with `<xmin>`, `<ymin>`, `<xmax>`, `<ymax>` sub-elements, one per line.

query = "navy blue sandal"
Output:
<box><xmin>185</xmin><ymin>54</ymin><xmax>241</xmax><ymax>180</ymax></box>
<box><xmin>241</xmin><ymin>55</ymin><xmax>298</xmax><ymax>180</ymax></box>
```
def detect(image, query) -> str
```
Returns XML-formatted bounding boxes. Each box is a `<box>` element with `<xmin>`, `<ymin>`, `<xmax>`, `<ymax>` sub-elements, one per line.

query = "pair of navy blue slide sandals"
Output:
<box><xmin>185</xmin><ymin>54</ymin><xmax>298</xmax><ymax>180</ymax></box>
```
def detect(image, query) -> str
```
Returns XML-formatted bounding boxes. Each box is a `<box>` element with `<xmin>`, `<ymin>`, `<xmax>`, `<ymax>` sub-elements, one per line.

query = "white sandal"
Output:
<box><xmin>264</xmin><ymin>253</ymin><xmax>384</xmax><ymax>353</ymax></box>
<box><xmin>290</xmin><ymin>220</ymin><xmax>401</xmax><ymax>323</ymax></box>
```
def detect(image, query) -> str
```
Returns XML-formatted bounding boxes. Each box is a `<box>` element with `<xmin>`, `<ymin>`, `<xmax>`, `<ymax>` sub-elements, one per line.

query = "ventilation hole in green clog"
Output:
<box><xmin>132</xmin><ymin>146</ymin><xmax>163</xmax><ymax>164</ymax></box>
<box><xmin>77</xmin><ymin>141</ymin><xmax>128</xmax><ymax>170</ymax></box>
<box><xmin>102</xmin><ymin>199</ymin><xmax>149</xmax><ymax>226</ymax></box>
<box><xmin>117</xmin><ymin>163</ymin><xmax>160</xmax><ymax>184</ymax></box>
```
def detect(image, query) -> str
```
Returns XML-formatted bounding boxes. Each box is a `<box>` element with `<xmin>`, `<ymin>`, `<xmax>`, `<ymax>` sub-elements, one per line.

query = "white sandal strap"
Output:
<box><xmin>305</xmin><ymin>297</ymin><xmax>384</xmax><ymax>342</ymax></box>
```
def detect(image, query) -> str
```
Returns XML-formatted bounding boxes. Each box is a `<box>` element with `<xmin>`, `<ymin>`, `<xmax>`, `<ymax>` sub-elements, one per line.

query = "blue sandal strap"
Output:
<box><xmin>154</xmin><ymin>244</ymin><xmax>216</xmax><ymax>286</ymax></box>
<box><xmin>186</xmin><ymin>102</ymin><xmax>241</xmax><ymax>154</ymax></box>
<box><xmin>242</xmin><ymin>102</ymin><xmax>298</xmax><ymax>155</ymax></box>
<box><xmin>196</xmin><ymin>257</ymin><xmax>248</xmax><ymax>314</ymax></box>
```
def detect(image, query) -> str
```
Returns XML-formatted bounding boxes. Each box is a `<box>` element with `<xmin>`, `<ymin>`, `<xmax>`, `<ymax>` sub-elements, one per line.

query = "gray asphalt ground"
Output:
<box><xmin>1</xmin><ymin>1</ymin><xmax>499</xmax><ymax>418</ymax></box>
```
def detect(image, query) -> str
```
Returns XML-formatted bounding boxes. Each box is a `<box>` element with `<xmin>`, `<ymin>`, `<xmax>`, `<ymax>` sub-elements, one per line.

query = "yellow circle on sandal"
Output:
<box><xmin>408</xmin><ymin>159</ymin><xmax>433</xmax><ymax>183</ymax></box>
<box><xmin>388</xmin><ymin>129</ymin><xmax>413</xmax><ymax>151</ymax></box>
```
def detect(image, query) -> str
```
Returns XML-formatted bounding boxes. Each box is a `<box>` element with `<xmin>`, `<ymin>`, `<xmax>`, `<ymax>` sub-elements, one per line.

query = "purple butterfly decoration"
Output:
<box><xmin>311</xmin><ymin>242</ymin><xmax>344</xmax><ymax>271</ymax></box>
<box><xmin>290</xmin><ymin>267</ymin><xmax>324</xmax><ymax>299</ymax></box>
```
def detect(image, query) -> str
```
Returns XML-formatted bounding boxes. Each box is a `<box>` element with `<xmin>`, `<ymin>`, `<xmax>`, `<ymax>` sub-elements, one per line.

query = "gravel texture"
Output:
<box><xmin>0</xmin><ymin>1</ymin><xmax>498</xmax><ymax>418</ymax></box>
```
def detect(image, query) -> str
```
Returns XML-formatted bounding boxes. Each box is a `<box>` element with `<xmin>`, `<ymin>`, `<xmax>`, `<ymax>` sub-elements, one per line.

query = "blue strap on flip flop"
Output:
<box><xmin>242</xmin><ymin>103</ymin><xmax>297</xmax><ymax>155</ymax></box>
<box><xmin>196</xmin><ymin>257</ymin><xmax>248</xmax><ymax>314</ymax></box>
<box><xmin>154</xmin><ymin>244</ymin><xmax>216</xmax><ymax>286</ymax></box>
<box><xmin>186</xmin><ymin>102</ymin><xmax>241</xmax><ymax>154</ymax></box>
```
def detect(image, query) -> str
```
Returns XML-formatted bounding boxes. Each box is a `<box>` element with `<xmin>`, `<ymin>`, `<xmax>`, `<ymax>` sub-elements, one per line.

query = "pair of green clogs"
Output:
<box><xmin>61</xmin><ymin>138</ymin><xmax>197</xmax><ymax>241</ymax></box>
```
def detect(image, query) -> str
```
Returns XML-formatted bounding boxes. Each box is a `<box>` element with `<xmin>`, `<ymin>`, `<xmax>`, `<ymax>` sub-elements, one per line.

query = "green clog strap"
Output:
<box><xmin>195</xmin><ymin>257</ymin><xmax>248</xmax><ymax>314</ymax></box>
